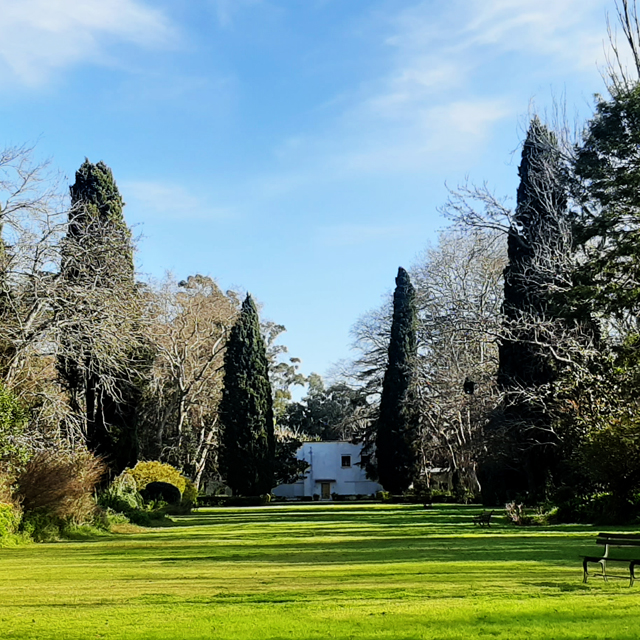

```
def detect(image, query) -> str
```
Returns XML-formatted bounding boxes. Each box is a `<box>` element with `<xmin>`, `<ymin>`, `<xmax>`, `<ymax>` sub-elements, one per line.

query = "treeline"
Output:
<box><xmin>4</xmin><ymin>2</ymin><xmax>640</xmax><ymax>537</ymax></box>
<box><xmin>330</xmin><ymin>12</ymin><xmax>640</xmax><ymax>522</ymax></box>
<box><xmin>0</xmin><ymin>154</ymin><xmax>310</xmax><ymax>539</ymax></box>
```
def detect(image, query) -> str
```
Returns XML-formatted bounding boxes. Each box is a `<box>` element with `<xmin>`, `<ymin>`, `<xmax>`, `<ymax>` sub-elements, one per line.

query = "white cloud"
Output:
<box><xmin>0</xmin><ymin>0</ymin><xmax>176</xmax><ymax>86</ymax></box>
<box><xmin>336</xmin><ymin>98</ymin><xmax>512</xmax><ymax>174</ymax></box>
<box><xmin>274</xmin><ymin>0</ymin><xmax>612</xmax><ymax>180</ymax></box>
<box><xmin>390</xmin><ymin>0</ymin><xmax>608</xmax><ymax>73</ymax></box>
<box><xmin>122</xmin><ymin>180</ymin><xmax>235</xmax><ymax>221</ymax></box>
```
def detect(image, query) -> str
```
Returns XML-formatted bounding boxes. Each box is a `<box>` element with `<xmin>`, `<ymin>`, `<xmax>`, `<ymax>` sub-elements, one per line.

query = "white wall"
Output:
<box><xmin>272</xmin><ymin>441</ymin><xmax>382</xmax><ymax>499</ymax></box>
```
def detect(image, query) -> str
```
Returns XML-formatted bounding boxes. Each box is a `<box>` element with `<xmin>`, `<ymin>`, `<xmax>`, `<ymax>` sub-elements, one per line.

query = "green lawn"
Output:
<box><xmin>1</xmin><ymin>503</ymin><xmax>639</xmax><ymax>639</ymax></box>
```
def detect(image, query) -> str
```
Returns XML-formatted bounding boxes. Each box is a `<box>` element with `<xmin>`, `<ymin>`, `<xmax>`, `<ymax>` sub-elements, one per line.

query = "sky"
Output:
<box><xmin>0</xmin><ymin>0</ymin><xmax>624</xmax><ymax>385</ymax></box>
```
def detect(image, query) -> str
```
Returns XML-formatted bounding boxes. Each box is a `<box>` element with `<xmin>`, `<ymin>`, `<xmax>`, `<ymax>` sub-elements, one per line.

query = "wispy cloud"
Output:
<box><xmin>0</xmin><ymin>0</ymin><xmax>176</xmax><ymax>86</ymax></box>
<box><xmin>460</xmin><ymin>0</ymin><xmax>606</xmax><ymax>68</ymax></box>
<box><xmin>123</xmin><ymin>180</ymin><xmax>236</xmax><ymax>222</ymax></box>
<box><xmin>269</xmin><ymin>0</ymin><xmax>611</xmax><ymax>187</ymax></box>
<box><xmin>388</xmin><ymin>0</ymin><xmax>608</xmax><ymax>76</ymax></box>
<box><xmin>210</xmin><ymin>0</ymin><xmax>264</xmax><ymax>29</ymax></box>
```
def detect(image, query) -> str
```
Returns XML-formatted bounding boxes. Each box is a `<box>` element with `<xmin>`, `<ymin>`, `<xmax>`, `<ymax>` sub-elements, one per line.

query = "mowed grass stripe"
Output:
<box><xmin>1</xmin><ymin>504</ymin><xmax>638</xmax><ymax>639</ymax></box>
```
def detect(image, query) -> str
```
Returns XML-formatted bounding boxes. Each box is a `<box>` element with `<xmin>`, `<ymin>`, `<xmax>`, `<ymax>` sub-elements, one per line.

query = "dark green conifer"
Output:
<box><xmin>491</xmin><ymin>118</ymin><xmax>570</xmax><ymax>502</ymax></box>
<box><xmin>499</xmin><ymin>118</ymin><xmax>567</xmax><ymax>390</ymax></box>
<box><xmin>219</xmin><ymin>294</ymin><xmax>275</xmax><ymax>496</ymax></box>
<box><xmin>573</xmin><ymin>84</ymin><xmax>640</xmax><ymax>317</ymax></box>
<box><xmin>375</xmin><ymin>267</ymin><xmax>417</xmax><ymax>494</ymax></box>
<box><xmin>58</xmin><ymin>160</ymin><xmax>140</xmax><ymax>473</ymax></box>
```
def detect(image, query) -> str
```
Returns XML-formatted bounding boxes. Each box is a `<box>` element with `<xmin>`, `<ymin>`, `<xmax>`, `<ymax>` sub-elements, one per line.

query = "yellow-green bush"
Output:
<box><xmin>128</xmin><ymin>461</ymin><xmax>188</xmax><ymax>496</ymax></box>
<box><xmin>183</xmin><ymin>479</ymin><xmax>198</xmax><ymax>504</ymax></box>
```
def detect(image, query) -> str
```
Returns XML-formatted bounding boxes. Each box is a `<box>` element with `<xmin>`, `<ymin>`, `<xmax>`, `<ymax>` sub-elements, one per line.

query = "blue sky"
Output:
<box><xmin>0</xmin><ymin>0</ymin><xmax>621</xmax><ymax>382</ymax></box>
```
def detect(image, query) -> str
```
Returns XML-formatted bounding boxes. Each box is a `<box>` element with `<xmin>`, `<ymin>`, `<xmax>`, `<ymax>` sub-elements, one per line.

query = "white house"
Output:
<box><xmin>272</xmin><ymin>441</ymin><xmax>383</xmax><ymax>500</ymax></box>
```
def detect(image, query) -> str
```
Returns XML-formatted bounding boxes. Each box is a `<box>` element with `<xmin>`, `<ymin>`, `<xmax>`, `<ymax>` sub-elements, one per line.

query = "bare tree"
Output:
<box><xmin>605</xmin><ymin>0</ymin><xmax>640</xmax><ymax>92</ymax></box>
<box><xmin>412</xmin><ymin>227</ymin><xmax>506</xmax><ymax>496</ymax></box>
<box><xmin>347</xmin><ymin>227</ymin><xmax>506</xmax><ymax>496</ymax></box>
<box><xmin>140</xmin><ymin>274</ymin><xmax>238</xmax><ymax>488</ymax></box>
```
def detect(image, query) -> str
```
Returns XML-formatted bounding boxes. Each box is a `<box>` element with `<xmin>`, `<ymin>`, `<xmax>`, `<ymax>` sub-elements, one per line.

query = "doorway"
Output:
<box><xmin>320</xmin><ymin>482</ymin><xmax>331</xmax><ymax>500</ymax></box>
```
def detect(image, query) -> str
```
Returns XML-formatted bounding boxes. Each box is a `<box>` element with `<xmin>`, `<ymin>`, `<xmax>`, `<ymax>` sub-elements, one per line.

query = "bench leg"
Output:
<box><xmin>583</xmin><ymin>558</ymin><xmax>607</xmax><ymax>583</ymax></box>
<box><xmin>631</xmin><ymin>561</ymin><xmax>639</xmax><ymax>587</ymax></box>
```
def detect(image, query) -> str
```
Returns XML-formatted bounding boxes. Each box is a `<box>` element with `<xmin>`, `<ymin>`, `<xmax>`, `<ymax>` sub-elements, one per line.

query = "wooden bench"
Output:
<box><xmin>582</xmin><ymin>533</ymin><xmax>640</xmax><ymax>586</ymax></box>
<box><xmin>472</xmin><ymin>510</ymin><xmax>494</xmax><ymax>527</ymax></box>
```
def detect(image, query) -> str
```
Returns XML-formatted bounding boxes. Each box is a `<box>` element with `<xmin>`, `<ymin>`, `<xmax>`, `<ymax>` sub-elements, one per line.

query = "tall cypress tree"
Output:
<box><xmin>499</xmin><ymin>118</ymin><xmax>568</xmax><ymax>389</ymax></box>
<box><xmin>375</xmin><ymin>267</ymin><xmax>418</xmax><ymax>494</ymax></box>
<box><xmin>219</xmin><ymin>294</ymin><xmax>275</xmax><ymax>496</ymax></box>
<box><xmin>58</xmin><ymin>160</ymin><xmax>140</xmax><ymax>473</ymax></box>
<box><xmin>491</xmin><ymin>118</ymin><xmax>570</xmax><ymax>501</ymax></box>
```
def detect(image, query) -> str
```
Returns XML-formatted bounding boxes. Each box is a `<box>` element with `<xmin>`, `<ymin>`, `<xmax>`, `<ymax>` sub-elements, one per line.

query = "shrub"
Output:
<box><xmin>16</xmin><ymin>449</ymin><xmax>105</xmax><ymax>523</ymax></box>
<box><xmin>225</xmin><ymin>495</ymin><xmax>271</xmax><ymax>507</ymax></box>
<box><xmin>98</xmin><ymin>471</ymin><xmax>144</xmax><ymax>512</ymax></box>
<box><xmin>0</xmin><ymin>383</ymin><xmax>29</xmax><ymax>472</ymax></box>
<box><xmin>0</xmin><ymin>502</ymin><xmax>21</xmax><ymax>537</ymax></box>
<box><xmin>97</xmin><ymin>471</ymin><xmax>152</xmax><ymax>526</ymax></box>
<box><xmin>183</xmin><ymin>479</ymin><xmax>198</xmax><ymax>505</ymax></box>
<box><xmin>0</xmin><ymin>466</ymin><xmax>16</xmax><ymax>505</ymax></box>
<box><xmin>128</xmin><ymin>461</ymin><xmax>187</xmax><ymax>494</ymax></box>
<box><xmin>20</xmin><ymin>511</ymin><xmax>63</xmax><ymax>542</ymax></box>
<box><xmin>505</xmin><ymin>502</ymin><xmax>533</xmax><ymax>526</ymax></box>
<box><xmin>141</xmin><ymin>481</ymin><xmax>181</xmax><ymax>505</ymax></box>
<box><xmin>127</xmin><ymin>460</ymin><xmax>197</xmax><ymax>509</ymax></box>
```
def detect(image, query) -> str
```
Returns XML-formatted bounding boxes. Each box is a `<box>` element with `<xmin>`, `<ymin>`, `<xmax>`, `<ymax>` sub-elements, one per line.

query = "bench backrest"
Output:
<box><xmin>596</xmin><ymin>533</ymin><xmax>640</xmax><ymax>557</ymax></box>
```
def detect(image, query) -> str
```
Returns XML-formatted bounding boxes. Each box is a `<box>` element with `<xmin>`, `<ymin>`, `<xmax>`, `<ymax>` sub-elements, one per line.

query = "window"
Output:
<box><xmin>360</xmin><ymin>454</ymin><xmax>370</xmax><ymax>467</ymax></box>
<box><xmin>341</xmin><ymin>455</ymin><xmax>351</xmax><ymax>468</ymax></box>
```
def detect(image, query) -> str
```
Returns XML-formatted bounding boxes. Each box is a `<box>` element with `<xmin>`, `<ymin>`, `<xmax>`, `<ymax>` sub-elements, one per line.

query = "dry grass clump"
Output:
<box><xmin>16</xmin><ymin>449</ymin><xmax>105</xmax><ymax>522</ymax></box>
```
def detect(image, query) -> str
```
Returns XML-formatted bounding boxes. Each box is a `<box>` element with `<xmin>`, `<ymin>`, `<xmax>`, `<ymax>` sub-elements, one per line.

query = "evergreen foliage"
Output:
<box><xmin>58</xmin><ymin>160</ymin><xmax>141</xmax><ymax>474</ymax></box>
<box><xmin>219</xmin><ymin>294</ymin><xmax>275</xmax><ymax>496</ymax></box>
<box><xmin>282</xmin><ymin>373</ymin><xmax>367</xmax><ymax>441</ymax></box>
<box><xmin>560</xmin><ymin>83</ymin><xmax>640</xmax><ymax>520</ymax></box>
<box><xmin>573</xmin><ymin>84</ymin><xmax>640</xmax><ymax>316</ymax></box>
<box><xmin>498</xmin><ymin>118</ymin><xmax>568</xmax><ymax>389</ymax></box>
<box><xmin>65</xmin><ymin>160</ymin><xmax>133</xmax><ymax>281</ymax></box>
<box><xmin>489</xmin><ymin>118</ymin><xmax>571</xmax><ymax>503</ymax></box>
<box><xmin>375</xmin><ymin>267</ymin><xmax>417</xmax><ymax>494</ymax></box>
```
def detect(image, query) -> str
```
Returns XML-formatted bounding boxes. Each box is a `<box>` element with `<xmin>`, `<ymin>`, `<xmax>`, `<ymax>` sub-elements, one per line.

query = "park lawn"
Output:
<box><xmin>1</xmin><ymin>504</ymin><xmax>639</xmax><ymax>640</ymax></box>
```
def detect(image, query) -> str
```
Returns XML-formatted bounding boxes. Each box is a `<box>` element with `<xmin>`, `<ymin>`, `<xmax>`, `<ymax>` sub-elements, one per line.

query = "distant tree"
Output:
<box><xmin>273</xmin><ymin>431</ymin><xmax>309</xmax><ymax>486</ymax></box>
<box><xmin>281</xmin><ymin>373</ymin><xmax>369</xmax><ymax>441</ymax></box>
<box><xmin>499</xmin><ymin>118</ymin><xmax>569</xmax><ymax>388</ymax></box>
<box><xmin>375</xmin><ymin>267</ymin><xmax>418</xmax><ymax>494</ymax></box>
<box><xmin>261</xmin><ymin>320</ymin><xmax>307</xmax><ymax>422</ymax></box>
<box><xmin>219</xmin><ymin>294</ymin><xmax>275</xmax><ymax>496</ymax></box>
<box><xmin>57</xmin><ymin>159</ymin><xmax>145</xmax><ymax>474</ymax></box>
